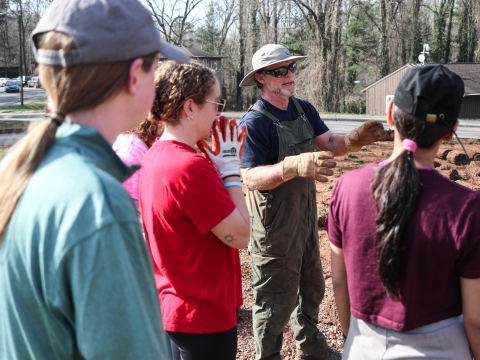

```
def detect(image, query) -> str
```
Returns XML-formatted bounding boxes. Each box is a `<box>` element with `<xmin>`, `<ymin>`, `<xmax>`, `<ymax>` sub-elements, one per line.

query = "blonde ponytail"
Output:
<box><xmin>0</xmin><ymin>31</ymin><xmax>156</xmax><ymax>243</ymax></box>
<box><xmin>0</xmin><ymin>120</ymin><xmax>59</xmax><ymax>241</ymax></box>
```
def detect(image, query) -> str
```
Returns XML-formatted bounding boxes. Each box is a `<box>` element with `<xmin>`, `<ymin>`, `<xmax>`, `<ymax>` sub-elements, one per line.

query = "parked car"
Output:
<box><xmin>0</xmin><ymin>78</ymin><xmax>11</xmax><ymax>86</ymax></box>
<box><xmin>27</xmin><ymin>77</ymin><xmax>42</xmax><ymax>88</ymax></box>
<box><xmin>15</xmin><ymin>76</ymin><xmax>31</xmax><ymax>87</ymax></box>
<box><xmin>5</xmin><ymin>80</ymin><xmax>20</xmax><ymax>93</ymax></box>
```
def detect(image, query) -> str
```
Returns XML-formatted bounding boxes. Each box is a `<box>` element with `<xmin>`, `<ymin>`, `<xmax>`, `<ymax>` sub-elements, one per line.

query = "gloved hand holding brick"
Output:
<box><xmin>282</xmin><ymin>151</ymin><xmax>336</xmax><ymax>182</ymax></box>
<box><xmin>197</xmin><ymin>116</ymin><xmax>247</xmax><ymax>179</ymax></box>
<box><xmin>344</xmin><ymin>120</ymin><xmax>387</xmax><ymax>151</ymax></box>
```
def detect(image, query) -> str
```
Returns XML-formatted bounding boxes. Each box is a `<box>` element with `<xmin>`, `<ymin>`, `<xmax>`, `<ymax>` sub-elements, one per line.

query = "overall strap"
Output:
<box><xmin>248</xmin><ymin>104</ymin><xmax>284</xmax><ymax>128</ymax></box>
<box><xmin>290</xmin><ymin>96</ymin><xmax>308</xmax><ymax>121</ymax></box>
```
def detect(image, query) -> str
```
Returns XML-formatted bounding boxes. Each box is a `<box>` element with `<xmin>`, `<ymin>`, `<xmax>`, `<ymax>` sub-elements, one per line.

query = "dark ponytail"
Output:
<box><xmin>371</xmin><ymin>105</ymin><xmax>452</xmax><ymax>299</ymax></box>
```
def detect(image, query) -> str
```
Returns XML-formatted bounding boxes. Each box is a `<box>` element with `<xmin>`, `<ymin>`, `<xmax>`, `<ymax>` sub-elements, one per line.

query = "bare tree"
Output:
<box><xmin>145</xmin><ymin>0</ymin><xmax>202</xmax><ymax>45</ymax></box>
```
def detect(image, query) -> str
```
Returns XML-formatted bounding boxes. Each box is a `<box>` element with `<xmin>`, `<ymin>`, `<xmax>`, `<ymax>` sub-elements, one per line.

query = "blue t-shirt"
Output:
<box><xmin>239</xmin><ymin>97</ymin><xmax>329</xmax><ymax>167</ymax></box>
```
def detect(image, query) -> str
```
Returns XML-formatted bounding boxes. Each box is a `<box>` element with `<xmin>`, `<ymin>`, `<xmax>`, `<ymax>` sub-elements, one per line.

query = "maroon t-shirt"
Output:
<box><xmin>327</xmin><ymin>163</ymin><xmax>480</xmax><ymax>332</ymax></box>
<box><xmin>139</xmin><ymin>140</ymin><xmax>242</xmax><ymax>333</ymax></box>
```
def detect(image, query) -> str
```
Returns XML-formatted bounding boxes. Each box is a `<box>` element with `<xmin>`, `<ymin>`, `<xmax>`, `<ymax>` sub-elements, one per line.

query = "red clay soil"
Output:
<box><xmin>236</xmin><ymin>139</ymin><xmax>480</xmax><ymax>359</ymax></box>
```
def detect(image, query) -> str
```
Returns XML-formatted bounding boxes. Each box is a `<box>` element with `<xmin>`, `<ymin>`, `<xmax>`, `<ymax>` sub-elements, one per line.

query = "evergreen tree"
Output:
<box><xmin>456</xmin><ymin>0</ymin><xmax>477</xmax><ymax>62</ymax></box>
<box><xmin>429</xmin><ymin>0</ymin><xmax>455</xmax><ymax>63</ymax></box>
<box><xmin>344</xmin><ymin>3</ymin><xmax>375</xmax><ymax>87</ymax></box>
<box><xmin>195</xmin><ymin>1</ymin><xmax>220</xmax><ymax>53</ymax></box>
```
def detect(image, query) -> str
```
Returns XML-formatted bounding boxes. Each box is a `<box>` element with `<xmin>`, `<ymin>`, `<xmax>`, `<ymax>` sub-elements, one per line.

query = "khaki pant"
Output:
<box><xmin>344</xmin><ymin>315</ymin><xmax>472</xmax><ymax>360</ymax></box>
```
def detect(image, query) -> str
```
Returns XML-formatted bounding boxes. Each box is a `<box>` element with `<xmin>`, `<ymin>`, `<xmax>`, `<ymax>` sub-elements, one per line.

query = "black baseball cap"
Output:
<box><xmin>394</xmin><ymin>65</ymin><xmax>464</xmax><ymax>124</ymax></box>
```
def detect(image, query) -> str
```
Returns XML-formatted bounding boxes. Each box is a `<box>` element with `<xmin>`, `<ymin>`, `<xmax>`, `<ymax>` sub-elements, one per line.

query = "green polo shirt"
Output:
<box><xmin>0</xmin><ymin>121</ymin><xmax>172</xmax><ymax>360</ymax></box>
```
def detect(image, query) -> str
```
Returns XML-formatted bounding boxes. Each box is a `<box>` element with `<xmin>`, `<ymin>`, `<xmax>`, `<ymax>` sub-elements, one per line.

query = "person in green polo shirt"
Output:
<box><xmin>0</xmin><ymin>0</ymin><xmax>189</xmax><ymax>359</ymax></box>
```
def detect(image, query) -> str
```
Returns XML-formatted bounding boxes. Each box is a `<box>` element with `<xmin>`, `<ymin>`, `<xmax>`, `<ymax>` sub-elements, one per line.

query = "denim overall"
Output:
<box><xmin>247</xmin><ymin>97</ymin><xmax>328</xmax><ymax>359</ymax></box>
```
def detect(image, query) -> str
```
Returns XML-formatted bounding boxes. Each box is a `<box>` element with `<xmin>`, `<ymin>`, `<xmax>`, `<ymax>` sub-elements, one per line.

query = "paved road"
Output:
<box><xmin>0</xmin><ymin>86</ymin><xmax>46</xmax><ymax>108</ymax></box>
<box><xmin>322</xmin><ymin>120</ymin><xmax>480</xmax><ymax>139</ymax></box>
<box><xmin>2</xmin><ymin>111</ymin><xmax>480</xmax><ymax>146</ymax></box>
<box><xmin>224</xmin><ymin>112</ymin><xmax>480</xmax><ymax>137</ymax></box>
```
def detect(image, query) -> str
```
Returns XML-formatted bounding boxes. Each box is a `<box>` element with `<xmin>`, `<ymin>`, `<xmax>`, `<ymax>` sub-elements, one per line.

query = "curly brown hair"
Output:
<box><xmin>148</xmin><ymin>60</ymin><xmax>217</xmax><ymax>126</ymax></box>
<box><xmin>125</xmin><ymin>119</ymin><xmax>163</xmax><ymax>148</ymax></box>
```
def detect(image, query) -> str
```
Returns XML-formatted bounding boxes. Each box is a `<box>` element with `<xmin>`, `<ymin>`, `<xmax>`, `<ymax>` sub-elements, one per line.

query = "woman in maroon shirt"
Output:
<box><xmin>328</xmin><ymin>65</ymin><xmax>480</xmax><ymax>359</ymax></box>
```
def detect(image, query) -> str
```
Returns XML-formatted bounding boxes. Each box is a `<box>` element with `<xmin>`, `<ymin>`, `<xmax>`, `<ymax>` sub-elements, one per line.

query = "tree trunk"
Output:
<box><xmin>236</xmin><ymin>0</ymin><xmax>245</xmax><ymax>111</ymax></box>
<box><xmin>410</xmin><ymin>0</ymin><xmax>423</xmax><ymax>63</ymax></box>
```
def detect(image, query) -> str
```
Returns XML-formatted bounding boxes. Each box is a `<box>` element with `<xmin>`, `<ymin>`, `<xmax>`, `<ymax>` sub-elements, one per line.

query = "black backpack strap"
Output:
<box><xmin>249</xmin><ymin>104</ymin><xmax>284</xmax><ymax>128</ymax></box>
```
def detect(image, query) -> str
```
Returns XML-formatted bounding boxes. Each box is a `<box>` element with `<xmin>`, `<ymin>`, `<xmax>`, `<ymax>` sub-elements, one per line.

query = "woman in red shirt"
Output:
<box><xmin>139</xmin><ymin>61</ymin><xmax>250</xmax><ymax>360</ymax></box>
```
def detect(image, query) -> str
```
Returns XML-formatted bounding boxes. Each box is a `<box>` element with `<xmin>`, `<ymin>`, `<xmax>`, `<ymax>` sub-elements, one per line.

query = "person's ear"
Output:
<box><xmin>442</xmin><ymin>120</ymin><xmax>459</xmax><ymax>141</ymax></box>
<box><xmin>387</xmin><ymin>101</ymin><xmax>394</xmax><ymax>126</ymax></box>
<box><xmin>182</xmin><ymin>98</ymin><xmax>195</xmax><ymax>119</ymax></box>
<box><xmin>127</xmin><ymin>58</ymin><xmax>145</xmax><ymax>96</ymax></box>
<box><xmin>254</xmin><ymin>72</ymin><xmax>265</xmax><ymax>85</ymax></box>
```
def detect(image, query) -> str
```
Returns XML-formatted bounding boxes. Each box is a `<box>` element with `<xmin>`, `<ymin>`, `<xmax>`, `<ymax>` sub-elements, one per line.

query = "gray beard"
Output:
<box><xmin>273</xmin><ymin>87</ymin><xmax>294</xmax><ymax>98</ymax></box>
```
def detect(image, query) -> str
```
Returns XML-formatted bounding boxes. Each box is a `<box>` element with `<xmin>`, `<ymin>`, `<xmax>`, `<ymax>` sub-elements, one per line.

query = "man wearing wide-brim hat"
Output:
<box><xmin>238</xmin><ymin>44</ymin><xmax>386</xmax><ymax>360</ymax></box>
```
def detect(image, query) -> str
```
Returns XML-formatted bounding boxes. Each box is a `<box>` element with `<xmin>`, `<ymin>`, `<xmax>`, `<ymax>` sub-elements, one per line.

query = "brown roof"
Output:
<box><xmin>361</xmin><ymin>64</ymin><xmax>411</xmax><ymax>92</ymax></box>
<box><xmin>362</xmin><ymin>63</ymin><xmax>480</xmax><ymax>95</ymax></box>
<box><xmin>182</xmin><ymin>46</ymin><xmax>224</xmax><ymax>58</ymax></box>
<box><xmin>442</xmin><ymin>63</ymin><xmax>480</xmax><ymax>94</ymax></box>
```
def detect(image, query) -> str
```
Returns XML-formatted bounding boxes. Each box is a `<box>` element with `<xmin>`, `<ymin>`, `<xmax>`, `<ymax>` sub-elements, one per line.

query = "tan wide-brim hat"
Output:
<box><xmin>239</xmin><ymin>44</ymin><xmax>307</xmax><ymax>87</ymax></box>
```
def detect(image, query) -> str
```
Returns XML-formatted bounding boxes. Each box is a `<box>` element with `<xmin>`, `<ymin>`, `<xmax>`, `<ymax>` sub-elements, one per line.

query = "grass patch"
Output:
<box><xmin>382</xmin><ymin>151</ymin><xmax>391</xmax><ymax>157</ymax></box>
<box><xmin>0</xmin><ymin>146</ymin><xmax>9</xmax><ymax>160</ymax></box>
<box><xmin>0</xmin><ymin>100</ymin><xmax>45</xmax><ymax>113</ymax></box>
<box><xmin>448</xmin><ymin>139</ymin><xmax>459</xmax><ymax>145</ymax></box>
<box><xmin>346</xmin><ymin>152</ymin><xmax>358</xmax><ymax>159</ymax></box>
<box><xmin>0</xmin><ymin>121</ymin><xmax>29</xmax><ymax>131</ymax></box>
<box><xmin>328</xmin><ymin>184</ymin><xmax>334</xmax><ymax>190</ymax></box>
<box><xmin>361</xmin><ymin>146</ymin><xmax>368</xmax><ymax>151</ymax></box>
<box><xmin>353</xmin><ymin>160</ymin><xmax>364</xmax><ymax>165</ymax></box>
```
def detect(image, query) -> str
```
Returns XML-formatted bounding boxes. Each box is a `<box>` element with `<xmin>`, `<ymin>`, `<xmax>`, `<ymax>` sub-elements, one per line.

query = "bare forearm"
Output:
<box><xmin>332</xmin><ymin>282</ymin><xmax>351</xmax><ymax>335</ymax></box>
<box><xmin>326</xmin><ymin>133</ymin><xmax>349</xmax><ymax>156</ymax></box>
<box><xmin>240</xmin><ymin>164</ymin><xmax>284</xmax><ymax>191</ymax></box>
<box><xmin>224</xmin><ymin>176</ymin><xmax>250</xmax><ymax>227</ymax></box>
<box><xmin>314</xmin><ymin>131</ymin><xmax>349</xmax><ymax>156</ymax></box>
<box><xmin>461</xmin><ymin>277</ymin><xmax>480</xmax><ymax>359</ymax></box>
<box><xmin>330</xmin><ymin>245</ymin><xmax>351</xmax><ymax>336</ymax></box>
<box><xmin>211</xmin><ymin>176</ymin><xmax>250</xmax><ymax>249</ymax></box>
<box><xmin>465</xmin><ymin>323</ymin><xmax>480</xmax><ymax>359</ymax></box>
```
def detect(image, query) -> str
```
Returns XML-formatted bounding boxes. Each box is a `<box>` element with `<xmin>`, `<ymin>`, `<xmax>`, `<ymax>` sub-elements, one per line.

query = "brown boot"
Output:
<box><xmin>298</xmin><ymin>347</ymin><xmax>342</xmax><ymax>360</ymax></box>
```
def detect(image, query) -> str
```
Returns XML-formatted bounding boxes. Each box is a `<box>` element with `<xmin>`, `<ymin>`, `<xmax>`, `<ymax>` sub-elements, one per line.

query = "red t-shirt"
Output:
<box><xmin>139</xmin><ymin>140</ymin><xmax>242</xmax><ymax>333</ymax></box>
<box><xmin>327</xmin><ymin>163</ymin><xmax>480</xmax><ymax>332</ymax></box>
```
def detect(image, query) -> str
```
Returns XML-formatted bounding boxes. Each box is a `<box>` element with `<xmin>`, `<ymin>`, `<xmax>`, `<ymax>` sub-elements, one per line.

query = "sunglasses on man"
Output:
<box><xmin>205</xmin><ymin>98</ymin><xmax>226</xmax><ymax>112</ymax></box>
<box><xmin>262</xmin><ymin>62</ymin><xmax>297</xmax><ymax>78</ymax></box>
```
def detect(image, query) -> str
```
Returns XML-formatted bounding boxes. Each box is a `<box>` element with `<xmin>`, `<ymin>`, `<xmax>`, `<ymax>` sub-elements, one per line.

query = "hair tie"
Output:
<box><xmin>51</xmin><ymin>112</ymin><xmax>66</xmax><ymax>127</ymax></box>
<box><xmin>402</xmin><ymin>139</ymin><xmax>417</xmax><ymax>153</ymax></box>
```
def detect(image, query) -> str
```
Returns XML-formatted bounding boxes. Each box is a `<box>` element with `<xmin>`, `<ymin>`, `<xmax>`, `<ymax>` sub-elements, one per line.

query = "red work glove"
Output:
<box><xmin>197</xmin><ymin>116</ymin><xmax>247</xmax><ymax>179</ymax></box>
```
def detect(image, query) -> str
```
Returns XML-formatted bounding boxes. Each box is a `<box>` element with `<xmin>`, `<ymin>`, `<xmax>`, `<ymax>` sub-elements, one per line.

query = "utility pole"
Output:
<box><xmin>18</xmin><ymin>13</ymin><xmax>23</xmax><ymax>105</ymax></box>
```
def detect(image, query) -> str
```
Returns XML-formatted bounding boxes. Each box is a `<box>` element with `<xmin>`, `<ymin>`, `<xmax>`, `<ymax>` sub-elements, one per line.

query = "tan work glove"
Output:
<box><xmin>344</xmin><ymin>120</ymin><xmax>387</xmax><ymax>152</ymax></box>
<box><xmin>282</xmin><ymin>151</ymin><xmax>336</xmax><ymax>182</ymax></box>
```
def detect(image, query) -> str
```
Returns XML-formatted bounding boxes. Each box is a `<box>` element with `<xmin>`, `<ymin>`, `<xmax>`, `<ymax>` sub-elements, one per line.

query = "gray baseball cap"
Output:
<box><xmin>31</xmin><ymin>0</ymin><xmax>190</xmax><ymax>67</ymax></box>
<box><xmin>239</xmin><ymin>44</ymin><xmax>307</xmax><ymax>87</ymax></box>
